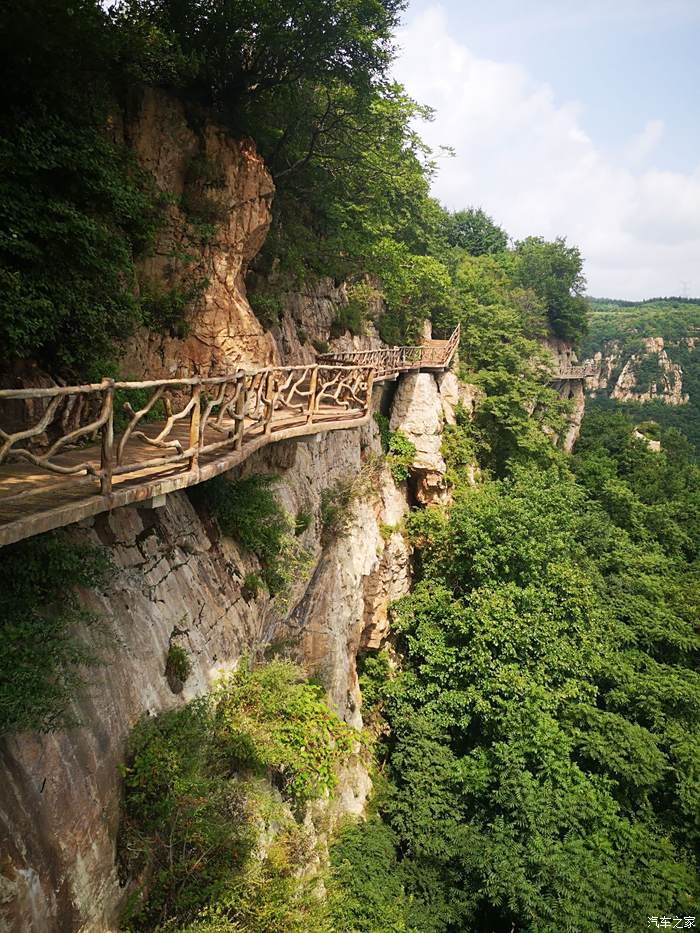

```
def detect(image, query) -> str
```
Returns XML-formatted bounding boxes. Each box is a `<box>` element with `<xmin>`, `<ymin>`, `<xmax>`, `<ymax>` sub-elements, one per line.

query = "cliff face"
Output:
<box><xmin>118</xmin><ymin>88</ymin><xmax>277</xmax><ymax>378</ymax></box>
<box><xmin>586</xmin><ymin>336</ymin><xmax>692</xmax><ymax>406</ymax></box>
<box><xmin>545</xmin><ymin>338</ymin><xmax>586</xmax><ymax>453</ymax></box>
<box><xmin>0</xmin><ymin>89</ymin><xmax>424</xmax><ymax>932</ymax></box>
<box><xmin>0</xmin><ymin>390</ymin><xmax>415</xmax><ymax>932</ymax></box>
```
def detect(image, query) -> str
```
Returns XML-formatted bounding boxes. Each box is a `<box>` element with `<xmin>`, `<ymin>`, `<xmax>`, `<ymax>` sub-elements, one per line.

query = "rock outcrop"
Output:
<box><xmin>585</xmin><ymin>336</ymin><xmax>691</xmax><ymax>406</ymax></box>
<box><xmin>389</xmin><ymin>370</ymin><xmax>463</xmax><ymax>505</ymax></box>
<box><xmin>119</xmin><ymin>88</ymin><xmax>277</xmax><ymax>378</ymax></box>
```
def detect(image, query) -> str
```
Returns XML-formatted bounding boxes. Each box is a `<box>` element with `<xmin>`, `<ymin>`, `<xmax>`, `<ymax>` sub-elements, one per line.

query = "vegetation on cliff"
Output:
<box><xmin>0</xmin><ymin>531</ymin><xmax>110</xmax><ymax>734</ymax></box>
<box><xmin>119</xmin><ymin>660</ymin><xmax>356</xmax><ymax>932</ymax></box>
<box><xmin>583</xmin><ymin>299</ymin><xmax>700</xmax><ymax>454</ymax></box>
<box><xmin>349</xmin><ymin>412</ymin><xmax>700</xmax><ymax>931</ymax></box>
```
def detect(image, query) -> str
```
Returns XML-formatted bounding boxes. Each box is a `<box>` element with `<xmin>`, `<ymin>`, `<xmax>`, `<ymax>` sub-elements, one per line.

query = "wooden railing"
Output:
<box><xmin>318</xmin><ymin>324</ymin><xmax>461</xmax><ymax>378</ymax></box>
<box><xmin>553</xmin><ymin>363</ymin><xmax>597</xmax><ymax>380</ymax></box>
<box><xmin>0</xmin><ymin>327</ymin><xmax>463</xmax><ymax>547</ymax></box>
<box><xmin>0</xmin><ymin>363</ymin><xmax>375</xmax><ymax>494</ymax></box>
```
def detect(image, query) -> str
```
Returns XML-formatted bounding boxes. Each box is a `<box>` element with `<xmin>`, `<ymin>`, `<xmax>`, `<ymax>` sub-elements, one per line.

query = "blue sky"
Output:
<box><xmin>393</xmin><ymin>1</ymin><xmax>700</xmax><ymax>298</ymax></box>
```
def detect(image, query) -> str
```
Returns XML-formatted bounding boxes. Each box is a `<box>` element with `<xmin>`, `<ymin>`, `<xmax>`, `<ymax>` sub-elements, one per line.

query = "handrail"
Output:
<box><xmin>0</xmin><ymin>326</ymin><xmax>462</xmax><ymax>546</ymax></box>
<box><xmin>0</xmin><ymin>363</ymin><xmax>376</xmax><ymax>495</ymax></box>
<box><xmin>317</xmin><ymin>324</ymin><xmax>460</xmax><ymax>377</ymax></box>
<box><xmin>553</xmin><ymin>363</ymin><xmax>596</xmax><ymax>379</ymax></box>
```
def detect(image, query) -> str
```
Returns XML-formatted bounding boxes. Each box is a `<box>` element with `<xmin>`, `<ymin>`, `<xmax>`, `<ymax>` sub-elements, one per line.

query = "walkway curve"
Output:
<box><xmin>0</xmin><ymin>329</ymin><xmax>460</xmax><ymax>548</ymax></box>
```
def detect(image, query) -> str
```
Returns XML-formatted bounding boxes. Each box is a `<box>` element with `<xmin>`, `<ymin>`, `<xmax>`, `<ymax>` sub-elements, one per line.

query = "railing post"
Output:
<box><xmin>307</xmin><ymin>366</ymin><xmax>318</xmax><ymax>424</ymax></box>
<box><xmin>100</xmin><ymin>379</ymin><xmax>115</xmax><ymax>496</ymax></box>
<box><xmin>235</xmin><ymin>374</ymin><xmax>246</xmax><ymax>449</ymax></box>
<box><xmin>189</xmin><ymin>380</ymin><xmax>201</xmax><ymax>472</ymax></box>
<box><xmin>264</xmin><ymin>371</ymin><xmax>275</xmax><ymax>435</ymax></box>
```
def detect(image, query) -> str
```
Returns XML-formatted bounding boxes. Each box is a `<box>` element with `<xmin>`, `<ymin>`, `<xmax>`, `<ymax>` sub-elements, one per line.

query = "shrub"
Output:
<box><xmin>189</xmin><ymin>474</ymin><xmax>291</xmax><ymax>594</ymax></box>
<box><xmin>312</xmin><ymin>338</ymin><xmax>330</xmax><ymax>354</ymax></box>
<box><xmin>139</xmin><ymin>277</ymin><xmax>206</xmax><ymax>336</ymax></box>
<box><xmin>0</xmin><ymin>531</ymin><xmax>110</xmax><ymax>734</ymax></box>
<box><xmin>441</xmin><ymin>402</ymin><xmax>477</xmax><ymax>488</ymax></box>
<box><xmin>330</xmin><ymin>299</ymin><xmax>366</xmax><ymax>337</ymax></box>
<box><xmin>165</xmin><ymin>643</ymin><xmax>192</xmax><ymax>693</ymax></box>
<box><xmin>212</xmin><ymin>661</ymin><xmax>355</xmax><ymax>806</ymax></box>
<box><xmin>242</xmin><ymin>572</ymin><xmax>264</xmax><ymax>600</ymax></box>
<box><xmin>374</xmin><ymin>411</ymin><xmax>391</xmax><ymax>452</ymax></box>
<box><xmin>386</xmin><ymin>430</ymin><xmax>416</xmax><ymax>483</ymax></box>
<box><xmin>320</xmin><ymin>457</ymin><xmax>382</xmax><ymax>542</ymax></box>
<box><xmin>373</xmin><ymin>415</ymin><xmax>416</xmax><ymax>482</ymax></box>
<box><xmin>248</xmin><ymin>292</ymin><xmax>282</xmax><ymax>329</ymax></box>
<box><xmin>119</xmin><ymin>662</ymin><xmax>354</xmax><ymax>931</ymax></box>
<box><xmin>378</xmin><ymin>522</ymin><xmax>399</xmax><ymax>542</ymax></box>
<box><xmin>294</xmin><ymin>506</ymin><xmax>313</xmax><ymax>535</ymax></box>
<box><xmin>119</xmin><ymin>699</ymin><xmax>256</xmax><ymax>930</ymax></box>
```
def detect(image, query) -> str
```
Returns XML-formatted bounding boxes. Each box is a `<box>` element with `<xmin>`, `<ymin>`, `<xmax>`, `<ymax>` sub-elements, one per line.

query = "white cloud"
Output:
<box><xmin>394</xmin><ymin>6</ymin><xmax>700</xmax><ymax>299</ymax></box>
<box><xmin>626</xmin><ymin>119</ymin><xmax>665</xmax><ymax>163</ymax></box>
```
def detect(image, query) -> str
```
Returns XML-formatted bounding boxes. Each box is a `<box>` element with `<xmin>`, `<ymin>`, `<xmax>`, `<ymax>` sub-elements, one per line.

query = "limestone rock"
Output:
<box><xmin>119</xmin><ymin>88</ymin><xmax>277</xmax><ymax>379</ymax></box>
<box><xmin>584</xmin><ymin>336</ymin><xmax>692</xmax><ymax>407</ymax></box>
<box><xmin>389</xmin><ymin>371</ymin><xmax>462</xmax><ymax>505</ymax></box>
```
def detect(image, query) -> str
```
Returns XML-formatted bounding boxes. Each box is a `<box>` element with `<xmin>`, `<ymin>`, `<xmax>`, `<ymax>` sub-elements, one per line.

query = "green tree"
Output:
<box><xmin>439</xmin><ymin>207</ymin><xmax>509</xmax><ymax>256</ymax></box>
<box><xmin>514</xmin><ymin>236</ymin><xmax>588</xmax><ymax>343</ymax></box>
<box><xmin>0</xmin><ymin>0</ymin><xmax>165</xmax><ymax>375</ymax></box>
<box><xmin>369</xmin><ymin>465</ymin><xmax>700</xmax><ymax>932</ymax></box>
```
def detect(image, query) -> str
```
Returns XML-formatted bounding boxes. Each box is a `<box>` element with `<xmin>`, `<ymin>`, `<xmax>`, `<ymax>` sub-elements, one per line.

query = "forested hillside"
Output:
<box><xmin>1</xmin><ymin>2</ymin><xmax>698</xmax><ymax>932</ymax></box>
<box><xmin>583</xmin><ymin>298</ymin><xmax>700</xmax><ymax>452</ymax></box>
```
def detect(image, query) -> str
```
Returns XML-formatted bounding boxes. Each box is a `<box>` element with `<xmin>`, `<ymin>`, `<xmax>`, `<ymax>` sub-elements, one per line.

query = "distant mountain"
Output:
<box><xmin>582</xmin><ymin>299</ymin><xmax>700</xmax><ymax>454</ymax></box>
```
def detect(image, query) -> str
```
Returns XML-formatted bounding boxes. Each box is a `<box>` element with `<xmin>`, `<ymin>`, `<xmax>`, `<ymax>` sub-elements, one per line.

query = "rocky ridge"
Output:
<box><xmin>585</xmin><ymin>336</ymin><xmax>693</xmax><ymax>406</ymax></box>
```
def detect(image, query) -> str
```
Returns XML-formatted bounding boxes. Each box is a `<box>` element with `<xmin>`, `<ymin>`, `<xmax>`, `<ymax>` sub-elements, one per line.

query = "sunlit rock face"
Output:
<box><xmin>585</xmin><ymin>336</ymin><xmax>691</xmax><ymax>407</ymax></box>
<box><xmin>118</xmin><ymin>87</ymin><xmax>277</xmax><ymax>378</ymax></box>
<box><xmin>388</xmin><ymin>369</ymin><xmax>475</xmax><ymax>504</ymax></box>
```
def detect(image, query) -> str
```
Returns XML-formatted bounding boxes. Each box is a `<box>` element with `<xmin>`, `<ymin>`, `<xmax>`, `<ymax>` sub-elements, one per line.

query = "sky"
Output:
<box><xmin>392</xmin><ymin>0</ymin><xmax>700</xmax><ymax>299</ymax></box>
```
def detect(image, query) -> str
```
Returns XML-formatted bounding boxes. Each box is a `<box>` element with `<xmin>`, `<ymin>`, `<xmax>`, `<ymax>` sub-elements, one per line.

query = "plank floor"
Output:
<box><xmin>0</xmin><ymin>402</ymin><xmax>365</xmax><ymax>547</ymax></box>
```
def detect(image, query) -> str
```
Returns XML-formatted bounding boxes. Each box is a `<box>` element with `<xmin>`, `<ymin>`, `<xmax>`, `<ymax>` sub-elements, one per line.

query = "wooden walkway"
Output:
<box><xmin>0</xmin><ymin>329</ymin><xmax>460</xmax><ymax>548</ymax></box>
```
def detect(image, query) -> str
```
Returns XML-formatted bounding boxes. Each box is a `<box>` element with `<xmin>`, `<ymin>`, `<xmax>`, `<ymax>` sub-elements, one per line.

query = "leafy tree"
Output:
<box><xmin>436</xmin><ymin>253</ymin><xmax>568</xmax><ymax>476</ymax></box>
<box><xmin>366</xmin><ymin>463</ymin><xmax>700</xmax><ymax>932</ymax></box>
<box><xmin>0</xmin><ymin>0</ymin><xmax>165</xmax><ymax>375</ymax></box>
<box><xmin>439</xmin><ymin>207</ymin><xmax>509</xmax><ymax>256</ymax></box>
<box><xmin>111</xmin><ymin>0</ymin><xmax>405</xmax><ymax>118</ymax></box>
<box><xmin>514</xmin><ymin>236</ymin><xmax>588</xmax><ymax>343</ymax></box>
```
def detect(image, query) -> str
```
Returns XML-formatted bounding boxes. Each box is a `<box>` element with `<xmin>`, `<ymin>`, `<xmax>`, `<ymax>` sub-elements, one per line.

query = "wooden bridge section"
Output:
<box><xmin>0</xmin><ymin>328</ymin><xmax>460</xmax><ymax>548</ymax></box>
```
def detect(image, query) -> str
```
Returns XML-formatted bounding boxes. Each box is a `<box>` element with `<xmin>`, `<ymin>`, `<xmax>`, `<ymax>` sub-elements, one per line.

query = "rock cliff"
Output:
<box><xmin>546</xmin><ymin>337</ymin><xmax>586</xmax><ymax>453</ymax></box>
<box><xmin>119</xmin><ymin>87</ymin><xmax>277</xmax><ymax>378</ymax></box>
<box><xmin>0</xmin><ymin>380</ymin><xmax>416</xmax><ymax>931</ymax></box>
<box><xmin>586</xmin><ymin>336</ymin><xmax>691</xmax><ymax>406</ymax></box>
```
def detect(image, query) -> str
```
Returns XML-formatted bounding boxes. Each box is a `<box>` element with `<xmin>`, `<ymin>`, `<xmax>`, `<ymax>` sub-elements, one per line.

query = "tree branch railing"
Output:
<box><xmin>553</xmin><ymin>363</ymin><xmax>597</xmax><ymax>380</ymax></box>
<box><xmin>0</xmin><ymin>363</ymin><xmax>375</xmax><ymax>496</ymax></box>
<box><xmin>317</xmin><ymin>324</ymin><xmax>461</xmax><ymax>378</ymax></box>
<box><xmin>0</xmin><ymin>325</ymin><xmax>462</xmax><ymax>516</ymax></box>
